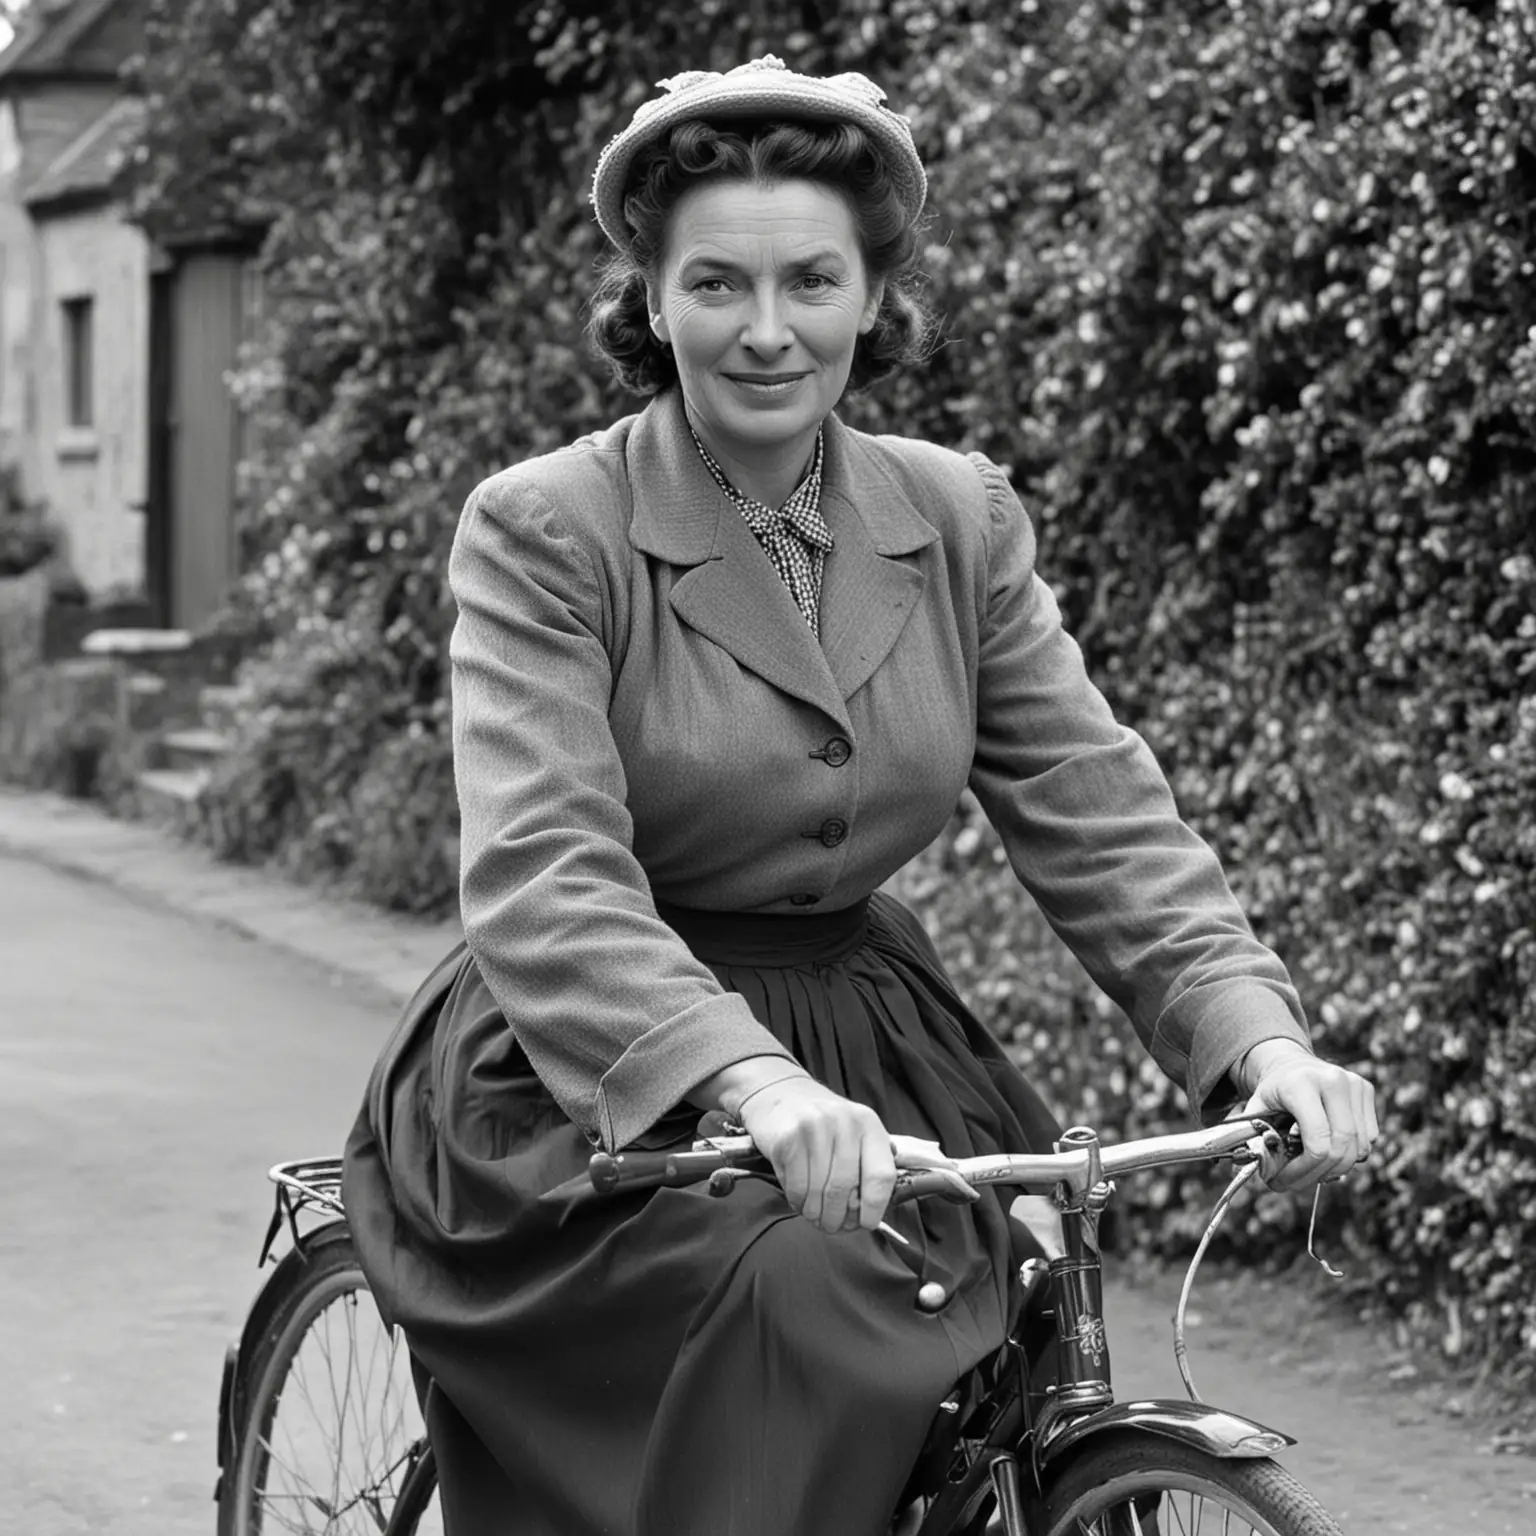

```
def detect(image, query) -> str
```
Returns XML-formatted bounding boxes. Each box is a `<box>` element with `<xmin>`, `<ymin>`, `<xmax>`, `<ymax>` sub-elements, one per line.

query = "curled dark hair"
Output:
<box><xmin>588</xmin><ymin>118</ymin><xmax>936</xmax><ymax>395</ymax></box>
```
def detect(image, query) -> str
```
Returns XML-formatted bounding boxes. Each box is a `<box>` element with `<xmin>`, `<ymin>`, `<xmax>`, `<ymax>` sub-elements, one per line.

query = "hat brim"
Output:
<box><xmin>591</xmin><ymin>77</ymin><xmax>927</xmax><ymax>253</ymax></box>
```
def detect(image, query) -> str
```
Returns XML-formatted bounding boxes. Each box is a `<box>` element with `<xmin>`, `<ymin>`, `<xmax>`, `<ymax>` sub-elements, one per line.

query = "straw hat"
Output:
<box><xmin>590</xmin><ymin>55</ymin><xmax>927</xmax><ymax>253</ymax></box>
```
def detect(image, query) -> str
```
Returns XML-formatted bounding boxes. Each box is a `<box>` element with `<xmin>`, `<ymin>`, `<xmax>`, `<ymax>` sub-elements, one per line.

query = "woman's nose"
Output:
<box><xmin>741</xmin><ymin>293</ymin><xmax>793</xmax><ymax>356</ymax></box>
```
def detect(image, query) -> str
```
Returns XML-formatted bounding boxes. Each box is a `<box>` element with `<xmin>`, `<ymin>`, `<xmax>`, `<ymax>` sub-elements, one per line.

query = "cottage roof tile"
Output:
<box><xmin>24</xmin><ymin>92</ymin><xmax>143</xmax><ymax>210</ymax></box>
<box><xmin>0</xmin><ymin>0</ymin><xmax>135</xmax><ymax>84</ymax></box>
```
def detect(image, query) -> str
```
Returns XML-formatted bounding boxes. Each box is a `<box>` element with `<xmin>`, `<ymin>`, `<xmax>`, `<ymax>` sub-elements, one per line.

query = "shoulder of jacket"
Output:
<box><xmin>848</xmin><ymin>424</ymin><xmax>1014</xmax><ymax>535</ymax></box>
<box><xmin>466</xmin><ymin>414</ymin><xmax>639</xmax><ymax>544</ymax></box>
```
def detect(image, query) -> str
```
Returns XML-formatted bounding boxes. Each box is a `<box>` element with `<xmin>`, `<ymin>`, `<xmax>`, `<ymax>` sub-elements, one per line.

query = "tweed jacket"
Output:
<box><xmin>448</xmin><ymin>389</ymin><xmax>1312</xmax><ymax>1152</ymax></box>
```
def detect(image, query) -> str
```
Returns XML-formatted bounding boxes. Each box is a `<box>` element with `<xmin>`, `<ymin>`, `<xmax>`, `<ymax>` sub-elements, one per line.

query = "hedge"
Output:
<box><xmin>131</xmin><ymin>0</ymin><xmax>1536</xmax><ymax>1381</ymax></box>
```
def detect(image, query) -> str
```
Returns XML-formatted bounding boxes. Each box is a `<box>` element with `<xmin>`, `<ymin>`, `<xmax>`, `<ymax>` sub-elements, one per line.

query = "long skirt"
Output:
<box><xmin>341</xmin><ymin>892</ymin><xmax>1063</xmax><ymax>1536</ymax></box>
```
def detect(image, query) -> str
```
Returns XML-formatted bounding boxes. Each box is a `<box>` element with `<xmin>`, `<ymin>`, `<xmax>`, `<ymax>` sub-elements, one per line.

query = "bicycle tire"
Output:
<box><xmin>1039</xmin><ymin>1431</ymin><xmax>1344</xmax><ymax>1536</ymax></box>
<box><xmin>218</xmin><ymin>1223</ymin><xmax>440</xmax><ymax>1536</ymax></box>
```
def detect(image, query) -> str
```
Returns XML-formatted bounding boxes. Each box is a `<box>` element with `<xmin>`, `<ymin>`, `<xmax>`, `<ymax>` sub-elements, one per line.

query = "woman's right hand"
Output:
<box><xmin>708</xmin><ymin>1072</ymin><xmax>894</xmax><ymax>1237</ymax></box>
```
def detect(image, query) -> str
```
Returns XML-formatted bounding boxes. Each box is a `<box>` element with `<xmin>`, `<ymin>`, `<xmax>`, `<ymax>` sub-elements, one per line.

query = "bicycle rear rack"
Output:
<box><xmin>260</xmin><ymin>1155</ymin><xmax>347</xmax><ymax>1266</ymax></box>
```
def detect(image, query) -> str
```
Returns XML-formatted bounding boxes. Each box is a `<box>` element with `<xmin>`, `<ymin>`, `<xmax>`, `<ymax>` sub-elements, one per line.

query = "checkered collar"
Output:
<box><xmin>687</xmin><ymin>422</ymin><xmax>833</xmax><ymax>552</ymax></box>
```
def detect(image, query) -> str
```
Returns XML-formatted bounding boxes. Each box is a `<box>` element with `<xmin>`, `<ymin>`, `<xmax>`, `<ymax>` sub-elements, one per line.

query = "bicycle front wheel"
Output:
<box><xmin>1041</xmin><ymin>1433</ymin><xmax>1344</xmax><ymax>1536</ymax></box>
<box><xmin>219</xmin><ymin>1224</ymin><xmax>441</xmax><ymax>1536</ymax></box>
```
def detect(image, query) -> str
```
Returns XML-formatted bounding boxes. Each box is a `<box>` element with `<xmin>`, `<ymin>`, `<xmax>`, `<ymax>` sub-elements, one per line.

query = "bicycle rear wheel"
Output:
<box><xmin>219</xmin><ymin>1223</ymin><xmax>441</xmax><ymax>1536</ymax></box>
<box><xmin>1040</xmin><ymin>1433</ymin><xmax>1343</xmax><ymax>1536</ymax></box>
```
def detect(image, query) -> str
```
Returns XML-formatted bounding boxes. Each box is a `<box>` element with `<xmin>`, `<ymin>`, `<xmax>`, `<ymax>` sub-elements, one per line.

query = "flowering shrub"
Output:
<box><xmin>132</xmin><ymin>0</ymin><xmax>1536</xmax><ymax>1377</ymax></box>
<box><xmin>884</xmin><ymin>0</ymin><xmax>1536</xmax><ymax>1376</ymax></box>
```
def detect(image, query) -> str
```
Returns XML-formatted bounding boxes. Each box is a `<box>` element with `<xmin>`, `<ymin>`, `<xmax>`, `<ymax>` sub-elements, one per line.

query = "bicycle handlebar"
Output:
<box><xmin>587</xmin><ymin>1112</ymin><xmax>1301</xmax><ymax>1202</ymax></box>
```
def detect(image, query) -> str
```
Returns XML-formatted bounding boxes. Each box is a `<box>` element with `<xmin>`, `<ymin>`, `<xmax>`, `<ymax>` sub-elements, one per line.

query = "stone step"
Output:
<box><xmin>160</xmin><ymin>725</ymin><xmax>231</xmax><ymax>773</ymax></box>
<box><xmin>198</xmin><ymin>682</ymin><xmax>250</xmax><ymax>733</ymax></box>
<box><xmin>136</xmin><ymin>765</ymin><xmax>209</xmax><ymax>826</ymax></box>
<box><xmin>126</xmin><ymin>671</ymin><xmax>167</xmax><ymax>699</ymax></box>
<box><xmin>120</xmin><ymin>671</ymin><xmax>170</xmax><ymax>734</ymax></box>
<box><xmin>81</xmin><ymin>627</ymin><xmax>194</xmax><ymax>660</ymax></box>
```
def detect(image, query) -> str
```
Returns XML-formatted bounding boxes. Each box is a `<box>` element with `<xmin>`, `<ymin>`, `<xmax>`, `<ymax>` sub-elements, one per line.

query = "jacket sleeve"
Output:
<box><xmin>963</xmin><ymin>454</ymin><xmax>1313</xmax><ymax>1121</ymax></box>
<box><xmin>448</xmin><ymin>472</ymin><xmax>797</xmax><ymax>1151</ymax></box>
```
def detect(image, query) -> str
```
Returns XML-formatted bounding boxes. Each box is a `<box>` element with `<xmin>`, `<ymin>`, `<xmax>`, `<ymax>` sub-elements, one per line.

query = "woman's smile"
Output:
<box><xmin>649</xmin><ymin>178</ymin><xmax>882</xmax><ymax>505</ymax></box>
<box><xmin>724</xmin><ymin>370</ymin><xmax>810</xmax><ymax>400</ymax></box>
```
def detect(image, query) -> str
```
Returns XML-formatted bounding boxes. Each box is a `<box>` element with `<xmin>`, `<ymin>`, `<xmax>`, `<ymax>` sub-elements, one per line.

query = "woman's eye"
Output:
<box><xmin>693</xmin><ymin>277</ymin><xmax>730</xmax><ymax>293</ymax></box>
<box><xmin>799</xmin><ymin>273</ymin><xmax>834</xmax><ymax>291</ymax></box>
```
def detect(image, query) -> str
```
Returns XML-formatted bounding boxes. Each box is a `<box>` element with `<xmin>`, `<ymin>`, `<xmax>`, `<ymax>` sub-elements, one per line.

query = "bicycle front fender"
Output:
<box><xmin>1037</xmin><ymin>1397</ymin><xmax>1296</xmax><ymax>1474</ymax></box>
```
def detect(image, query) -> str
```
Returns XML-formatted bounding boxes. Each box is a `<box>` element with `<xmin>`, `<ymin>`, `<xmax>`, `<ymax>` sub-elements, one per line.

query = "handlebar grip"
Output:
<box><xmin>588</xmin><ymin>1146</ymin><xmax>769</xmax><ymax>1195</ymax></box>
<box><xmin>890</xmin><ymin>1168</ymin><xmax>980</xmax><ymax>1205</ymax></box>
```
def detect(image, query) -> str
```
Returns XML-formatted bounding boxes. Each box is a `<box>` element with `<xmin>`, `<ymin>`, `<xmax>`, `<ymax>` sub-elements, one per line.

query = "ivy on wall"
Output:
<box><xmin>130</xmin><ymin>0</ymin><xmax>1536</xmax><ymax>1381</ymax></box>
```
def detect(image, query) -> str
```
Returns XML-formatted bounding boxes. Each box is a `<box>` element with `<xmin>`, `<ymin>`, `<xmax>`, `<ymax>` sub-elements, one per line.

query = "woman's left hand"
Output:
<box><xmin>1238</xmin><ymin>1040</ymin><xmax>1379</xmax><ymax>1195</ymax></box>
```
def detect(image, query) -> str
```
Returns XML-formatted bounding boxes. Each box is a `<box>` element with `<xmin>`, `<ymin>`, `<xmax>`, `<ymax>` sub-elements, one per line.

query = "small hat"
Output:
<box><xmin>590</xmin><ymin>54</ymin><xmax>927</xmax><ymax>253</ymax></box>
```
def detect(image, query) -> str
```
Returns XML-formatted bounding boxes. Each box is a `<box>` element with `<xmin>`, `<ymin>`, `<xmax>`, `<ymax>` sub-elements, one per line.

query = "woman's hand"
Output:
<box><xmin>735</xmin><ymin>1076</ymin><xmax>898</xmax><ymax>1235</ymax></box>
<box><xmin>693</xmin><ymin>1057</ymin><xmax>896</xmax><ymax>1235</ymax></box>
<box><xmin>1237</xmin><ymin>1040</ymin><xmax>1379</xmax><ymax>1195</ymax></box>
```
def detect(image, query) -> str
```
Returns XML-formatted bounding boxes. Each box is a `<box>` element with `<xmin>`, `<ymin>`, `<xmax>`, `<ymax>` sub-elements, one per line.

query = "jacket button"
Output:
<box><xmin>789</xmin><ymin>892</ymin><xmax>820</xmax><ymax>907</ymax></box>
<box><xmin>810</xmin><ymin>736</ymin><xmax>852</xmax><ymax>768</ymax></box>
<box><xmin>818</xmin><ymin>818</ymin><xmax>848</xmax><ymax>848</ymax></box>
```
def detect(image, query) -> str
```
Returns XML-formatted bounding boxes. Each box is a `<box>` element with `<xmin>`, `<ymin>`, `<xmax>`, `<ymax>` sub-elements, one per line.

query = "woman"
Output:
<box><xmin>343</xmin><ymin>56</ymin><xmax>1377</xmax><ymax>1536</ymax></box>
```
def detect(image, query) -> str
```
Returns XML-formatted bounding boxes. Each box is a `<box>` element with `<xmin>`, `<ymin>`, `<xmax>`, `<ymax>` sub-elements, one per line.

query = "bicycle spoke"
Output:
<box><xmin>244</xmin><ymin>1279</ymin><xmax>433</xmax><ymax>1536</ymax></box>
<box><xmin>1113</xmin><ymin>1491</ymin><xmax>1264</xmax><ymax>1536</ymax></box>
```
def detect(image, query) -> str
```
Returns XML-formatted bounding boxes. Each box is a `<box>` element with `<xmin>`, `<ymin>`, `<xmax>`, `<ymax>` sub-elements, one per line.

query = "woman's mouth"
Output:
<box><xmin>726</xmin><ymin>373</ymin><xmax>808</xmax><ymax>398</ymax></box>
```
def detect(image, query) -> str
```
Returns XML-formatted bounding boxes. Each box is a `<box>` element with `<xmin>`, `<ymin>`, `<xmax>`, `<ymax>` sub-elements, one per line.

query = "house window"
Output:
<box><xmin>62</xmin><ymin>296</ymin><xmax>94</xmax><ymax>428</ymax></box>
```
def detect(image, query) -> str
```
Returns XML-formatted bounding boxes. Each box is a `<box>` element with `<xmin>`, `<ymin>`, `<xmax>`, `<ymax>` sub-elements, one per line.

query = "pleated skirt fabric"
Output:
<box><xmin>342</xmin><ymin>892</ymin><xmax>1063</xmax><ymax>1536</ymax></box>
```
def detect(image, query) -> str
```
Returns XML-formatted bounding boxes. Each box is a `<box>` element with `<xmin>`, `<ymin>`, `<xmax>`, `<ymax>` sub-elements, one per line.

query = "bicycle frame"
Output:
<box><xmin>227</xmin><ymin>1121</ymin><xmax>1304</xmax><ymax>1536</ymax></box>
<box><xmin>913</xmin><ymin>1124</ymin><xmax>1295</xmax><ymax>1536</ymax></box>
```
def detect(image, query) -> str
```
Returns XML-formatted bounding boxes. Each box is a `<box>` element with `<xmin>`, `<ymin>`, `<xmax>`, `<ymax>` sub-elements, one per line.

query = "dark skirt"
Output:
<box><xmin>342</xmin><ymin>892</ymin><xmax>1062</xmax><ymax>1536</ymax></box>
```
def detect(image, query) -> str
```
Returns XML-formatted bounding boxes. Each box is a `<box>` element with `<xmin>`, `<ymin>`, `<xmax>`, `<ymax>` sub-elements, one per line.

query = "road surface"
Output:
<box><xmin>1</xmin><ymin>853</ymin><xmax>1531</xmax><ymax>1532</ymax></box>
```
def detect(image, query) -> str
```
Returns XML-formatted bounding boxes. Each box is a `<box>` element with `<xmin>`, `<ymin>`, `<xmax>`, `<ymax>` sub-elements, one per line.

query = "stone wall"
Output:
<box><xmin>32</xmin><ymin>203</ymin><xmax>150</xmax><ymax>599</ymax></box>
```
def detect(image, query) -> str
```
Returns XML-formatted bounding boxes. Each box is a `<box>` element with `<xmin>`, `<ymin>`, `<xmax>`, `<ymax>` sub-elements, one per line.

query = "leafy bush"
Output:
<box><xmin>0</xmin><ymin>567</ymin><xmax>50</xmax><ymax>699</ymax></box>
<box><xmin>346</xmin><ymin>731</ymin><xmax>459</xmax><ymax>915</ymax></box>
<box><xmin>132</xmin><ymin>0</ymin><xmax>1536</xmax><ymax>1379</ymax></box>
<box><xmin>0</xmin><ymin>508</ymin><xmax>58</xmax><ymax>578</ymax></box>
<box><xmin>884</xmin><ymin>0</ymin><xmax>1536</xmax><ymax>1376</ymax></box>
<box><xmin>0</xmin><ymin>659</ymin><xmax>121</xmax><ymax>799</ymax></box>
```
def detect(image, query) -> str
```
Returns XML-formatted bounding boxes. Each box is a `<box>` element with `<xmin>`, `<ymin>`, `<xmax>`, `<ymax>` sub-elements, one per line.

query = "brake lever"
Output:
<box><xmin>1233</xmin><ymin>1127</ymin><xmax>1346</xmax><ymax>1280</ymax></box>
<box><xmin>1233</xmin><ymin>1124</ymin><xmax>1304</xmax><ymax>1184</ymax></box>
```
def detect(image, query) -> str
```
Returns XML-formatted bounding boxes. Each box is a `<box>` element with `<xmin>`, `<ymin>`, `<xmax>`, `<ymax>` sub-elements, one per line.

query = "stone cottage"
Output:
<box><xmin>0</xmin><ymin>0</ymin><xmax>258</xmax><ymax>632</ymax></box>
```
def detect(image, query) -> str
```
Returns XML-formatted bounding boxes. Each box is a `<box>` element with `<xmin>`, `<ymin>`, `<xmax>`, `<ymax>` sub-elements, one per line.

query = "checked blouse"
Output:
<box><xmin>689</xmin><ymin>423</ymin><xmax>832</xmax><ymax>638</ymax></box>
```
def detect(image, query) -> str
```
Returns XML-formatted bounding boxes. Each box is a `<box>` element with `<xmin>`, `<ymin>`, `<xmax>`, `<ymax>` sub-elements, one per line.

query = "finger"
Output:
<box><xmin>858</xmin><ymin>1122</ymin><xmax>898</xmax><ymax>1232</ymax></box>
<box><xmin>840</xmin><ymin>1191</ymin><xmax>862</xmax><ymax>1232</ymax></box>
<box><xmin>1314</xmin><ymin>1073</ymin><xmax>1359</xmax><ymax>1180</ymax></box>
<box><xmin>1265</xmin><ymin>1084</ymin><xmax>1330</xmax><ymax>1194</ymax></box>
<box><xmin>816</xmin><ymin>1148</ymin><xmax>859</xmax><ymax>1234</ymax></box>
<box><xmin>1360</xmin><ymin>1074</ymin><xmax>1380</xmax><ymax>1149</ymax></box>
<box><xmin>778</xmin><ymin>1138</ymin><xmax>811</xmax><ymax>1218</ymax></box>
<box><xmin>1346</xmin><ymin>1077</ymin><xmax>1371</xmax><ymax>1162</ymax></box>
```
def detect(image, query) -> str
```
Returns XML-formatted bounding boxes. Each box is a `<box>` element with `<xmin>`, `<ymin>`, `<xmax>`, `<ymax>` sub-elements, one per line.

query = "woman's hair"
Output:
<box><xmin>587</xmin><ymin>118</ymin><xmax>936</xmax><ymax>395</ymax></box>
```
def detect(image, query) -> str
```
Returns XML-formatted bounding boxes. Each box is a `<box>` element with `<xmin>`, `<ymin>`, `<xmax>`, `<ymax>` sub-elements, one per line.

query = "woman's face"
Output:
<box><xmin>648</xmin><ymin>177</ymin><xmax>883</xmax><ymax>487</ymax></box>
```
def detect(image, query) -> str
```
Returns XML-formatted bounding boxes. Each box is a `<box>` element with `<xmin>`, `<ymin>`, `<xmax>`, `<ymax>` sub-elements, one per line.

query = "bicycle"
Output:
<box><xmin>216</xmin><ymin>1111</ymin><xmax>1348</xmax><ymax>1535</ymax></box>
<box><xmin>213</xmin><ymin>1158</ymin><xmax>441</xmax><ymax>1536</ymax></box>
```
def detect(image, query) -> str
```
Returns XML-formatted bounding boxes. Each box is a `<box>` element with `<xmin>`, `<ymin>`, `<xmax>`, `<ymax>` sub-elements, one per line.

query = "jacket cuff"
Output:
<box><xmin>592</xmin><ymin>993</ymin><xmax>798</xmax><ymax>1151</ymax></box>
<box><xmin>1158</xmin><ymin>983</ymin><xmax>1315</xmax><ymax>1126</ymax></box>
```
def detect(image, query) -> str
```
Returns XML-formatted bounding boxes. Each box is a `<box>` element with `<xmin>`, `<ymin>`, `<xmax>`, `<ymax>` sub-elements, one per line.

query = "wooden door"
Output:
<box><xmin>167</xmin><ymin>252</ymin><xmax>245</xmax><ymax>631</ymax></box>
<box><xmin>144</xmin><ymin>267</ymin><xmax>173</xmax><ymax>628</ymax></box>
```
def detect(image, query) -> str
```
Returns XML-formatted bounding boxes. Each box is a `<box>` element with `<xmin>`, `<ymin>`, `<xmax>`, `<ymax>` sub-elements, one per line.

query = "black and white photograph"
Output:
<box><xmin>1</xmin><ymin>2</ymin><xmax>1533</xmax><ymax>1532</ymax></box>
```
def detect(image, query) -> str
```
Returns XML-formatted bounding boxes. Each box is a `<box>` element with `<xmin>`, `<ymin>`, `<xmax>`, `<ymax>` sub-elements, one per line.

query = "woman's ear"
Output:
<box><xmin>645</xmin><ymin>284</ymin><xmax>669</xmax><ymax>344</ymax></box>
<box><xmin>858</xmin><ymin>279</ymin><xmax>886</xmax><ymax>335</ymax></box>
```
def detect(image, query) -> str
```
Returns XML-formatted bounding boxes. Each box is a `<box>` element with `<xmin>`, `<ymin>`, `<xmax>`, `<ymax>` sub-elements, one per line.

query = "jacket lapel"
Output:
<box><xmin>628</xmin><ymin>392</ymin><xmax>851</xmax><ymax>727</ymax></box>
<box><xmin>626</xmin><ymin>393</ymin><xmax>938</xmax><ymax>724</ymax></box>
<box><xmin>817</xmin><ymin>415</ymin><xmax>937</xmax><ymax>702</ymax></box>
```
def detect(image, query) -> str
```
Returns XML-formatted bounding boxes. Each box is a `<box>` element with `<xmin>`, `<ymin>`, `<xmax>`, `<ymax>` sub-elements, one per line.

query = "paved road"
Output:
<box><xmin>1</xmin><ymin>851</ymin><xmax>1532</xmax><ymax>1533</ymax></box>
<box><xmin>0</xmin><ymin>854</ymin><xmax>405</xmax><ymax>1535</ymax></box>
